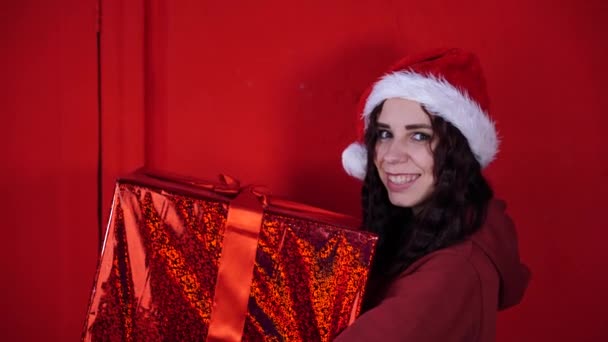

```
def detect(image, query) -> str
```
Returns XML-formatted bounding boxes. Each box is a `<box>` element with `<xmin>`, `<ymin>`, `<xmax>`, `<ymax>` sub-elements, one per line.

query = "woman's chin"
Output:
<box><xmin>388</xmin><ymin>194</ymin><xmax>420</xmax><ymax>208</ymax></box>
<box><xmin>388</xmin><ymin>190</ymin><xmax>433</xmax><ymax>209</ymax></box>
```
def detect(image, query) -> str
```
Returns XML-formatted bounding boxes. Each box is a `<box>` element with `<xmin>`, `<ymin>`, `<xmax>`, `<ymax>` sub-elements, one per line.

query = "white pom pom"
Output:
<box><xmin>341</xmin><ymin>143</ymin><xmax>367</xmax><ymax>180</ymax></box>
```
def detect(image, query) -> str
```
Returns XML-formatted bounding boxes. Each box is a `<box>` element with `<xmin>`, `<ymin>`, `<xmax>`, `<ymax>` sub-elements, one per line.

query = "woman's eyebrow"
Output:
<box><xmin>405</xmin><ymin>124</ymin><xmax>432</xmax><ymax>130</ymax></box>
<box><xmin>377</xmin><ymin>122</ymin><xmax>390</xmax><ymax>128</ymax></box>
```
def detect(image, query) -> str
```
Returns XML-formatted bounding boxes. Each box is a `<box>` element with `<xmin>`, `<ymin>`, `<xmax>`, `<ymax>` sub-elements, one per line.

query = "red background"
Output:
<box><xmin>2</xmin><ymin>0</ymin><xmax>607</xmax><ymax>340</ymax></box>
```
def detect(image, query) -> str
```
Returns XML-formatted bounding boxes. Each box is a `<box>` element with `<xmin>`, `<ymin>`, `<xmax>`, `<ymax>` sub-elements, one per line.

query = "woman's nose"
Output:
<box><xmin>382</xmin><ymin>141</ymin><xmax>409</xmax><ymax>164</ymax></box>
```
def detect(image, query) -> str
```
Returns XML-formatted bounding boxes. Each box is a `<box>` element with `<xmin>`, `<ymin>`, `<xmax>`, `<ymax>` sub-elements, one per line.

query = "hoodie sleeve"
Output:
<box><xmin>473</xmin><ymin>199</ymin><xmax>531</xmax><ymax>310</ymax></box>
<box><xmin>334</xmin><ymin>252</ymin><xmax>487</xmax><ymax>342</ymax></box>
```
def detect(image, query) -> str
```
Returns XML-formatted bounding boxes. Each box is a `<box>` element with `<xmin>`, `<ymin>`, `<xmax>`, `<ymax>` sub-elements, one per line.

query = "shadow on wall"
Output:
<box><xmin>277</xmin><ymin>41</ymin><xmax>408</xmax><ymax>217</ymax></box>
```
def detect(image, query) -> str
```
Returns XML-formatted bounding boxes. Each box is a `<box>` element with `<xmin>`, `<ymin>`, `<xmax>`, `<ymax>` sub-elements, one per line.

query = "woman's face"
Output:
<box><xmin>374</xmin><ymin>98</ymin><xmax>437</xmax><ymax>208</ymax></box>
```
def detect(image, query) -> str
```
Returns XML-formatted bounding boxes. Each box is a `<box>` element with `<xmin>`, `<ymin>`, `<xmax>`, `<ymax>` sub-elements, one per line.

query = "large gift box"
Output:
<box><xmin>82</xmin><ymin>169</ymin><xmax>377</xmax><ymax>341</ymax></box>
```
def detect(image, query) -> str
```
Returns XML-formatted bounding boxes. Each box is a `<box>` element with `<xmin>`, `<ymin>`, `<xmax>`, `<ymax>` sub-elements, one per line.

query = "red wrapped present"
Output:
<box><xmin>82</xmin><ymin>169</ymin><xmax>377</xmax><ymax>341</ymax></box>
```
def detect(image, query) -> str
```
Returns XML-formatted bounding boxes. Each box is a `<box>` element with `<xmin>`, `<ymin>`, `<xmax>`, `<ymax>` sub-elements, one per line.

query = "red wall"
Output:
<box><xmin>0</xmin><ymin>1</ymin><xmax>98</xmax><ymax>341</ymax></box>
<box><xmin>2</xmin><ymin>0</ymin><xmax>607</xmax><ymax>340</ymax></box>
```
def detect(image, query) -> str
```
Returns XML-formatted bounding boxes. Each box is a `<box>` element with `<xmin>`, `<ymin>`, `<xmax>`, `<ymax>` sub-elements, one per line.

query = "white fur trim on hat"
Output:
<box><xmin>341</xmin><ymin>142</ymin><xmax>367</xmax><ymax>180</ymax></box>
<box><xmin>363</xmin><ymin>71</ymin><xmax>499</xmax><ymax>168</ymax></box>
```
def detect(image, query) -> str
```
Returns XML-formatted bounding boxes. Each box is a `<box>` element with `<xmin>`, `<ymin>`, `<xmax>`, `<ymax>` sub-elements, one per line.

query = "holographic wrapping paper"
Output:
<box><xmin>82</xmin><ymin>173</ymin><xmax>377</xmax><ymax>341</ymax></box>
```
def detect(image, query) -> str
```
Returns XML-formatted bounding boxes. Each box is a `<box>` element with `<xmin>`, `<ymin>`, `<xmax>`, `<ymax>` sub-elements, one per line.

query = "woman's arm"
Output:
<box><xmin>334</xmin><ymin>252</ymin><xmax>485</xmax><ymax>342</ymax></box>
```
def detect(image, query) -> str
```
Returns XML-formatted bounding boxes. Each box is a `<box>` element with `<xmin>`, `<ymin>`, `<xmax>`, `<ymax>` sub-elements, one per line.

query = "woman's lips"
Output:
<box><xmin>386</xmin><ymin>173</ymin><xmax>420</xmax><ymax>192</ymax></box>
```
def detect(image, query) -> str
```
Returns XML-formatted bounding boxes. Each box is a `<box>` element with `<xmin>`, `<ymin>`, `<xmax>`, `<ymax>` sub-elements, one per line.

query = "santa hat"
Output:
<box><xmin>342</xmin><ymin>47</ymin><xmax>499</xmax><ymax>180</ymax></box>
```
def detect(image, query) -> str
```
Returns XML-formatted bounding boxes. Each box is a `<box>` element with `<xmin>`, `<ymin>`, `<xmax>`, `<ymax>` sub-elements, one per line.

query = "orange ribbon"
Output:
<box><xmin>206</xmin><ymin>187</ymin><xmax>265</xmax><ymax>342</ymax></box>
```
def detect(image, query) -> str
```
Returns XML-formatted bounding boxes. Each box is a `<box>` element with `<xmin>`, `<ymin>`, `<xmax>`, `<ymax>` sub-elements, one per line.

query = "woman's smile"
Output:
<box><xmin>385</xmin><ymin>173</ymin><xmax>421</xmax><ymax>191</ymax></box>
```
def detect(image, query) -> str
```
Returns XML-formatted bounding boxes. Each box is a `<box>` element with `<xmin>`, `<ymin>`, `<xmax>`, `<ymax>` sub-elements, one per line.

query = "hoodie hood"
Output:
<box><xmin>472</xmin><ymin>199</ymin><xmax>531</xmax><ymax>310</ymax></box>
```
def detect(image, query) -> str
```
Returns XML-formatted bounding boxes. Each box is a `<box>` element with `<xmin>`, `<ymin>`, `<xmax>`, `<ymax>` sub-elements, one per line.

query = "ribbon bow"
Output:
<box><xmin>140</xmin><ymin>169</ymin><xmax>266</xmax><ymax>341</ymax></box>
<box><xmin>143</xmin><ymin>169</ymin><xmax>270</xmax><ymax>208</ymax></box>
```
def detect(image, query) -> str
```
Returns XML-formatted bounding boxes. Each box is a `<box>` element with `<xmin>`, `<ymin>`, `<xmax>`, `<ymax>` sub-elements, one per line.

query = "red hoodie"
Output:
<box><xmin>334</xmin><ymin>199</ymin><xmax>530</xmax><ymax>341</ymax></box>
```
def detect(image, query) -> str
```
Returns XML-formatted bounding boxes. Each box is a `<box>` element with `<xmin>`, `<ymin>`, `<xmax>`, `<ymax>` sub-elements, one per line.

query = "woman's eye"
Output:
<box><xmin>378</xmin><ymin>129</ymin><xmax>393</xmax><ymax>139</ymax></box>
<box><xmin>377</xmin><ymin>130</ymin><xmax>392</xmax><ymax>140</ymax></box>
<box><xmin>412</xmin><ymin>132</ymin><xmax>431</xmax><ymax>141</ymax></box>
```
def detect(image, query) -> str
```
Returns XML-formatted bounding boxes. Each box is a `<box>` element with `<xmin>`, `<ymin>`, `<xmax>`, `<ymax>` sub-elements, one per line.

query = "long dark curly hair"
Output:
<box><xmin>362</xmin><ymin>100</ymin><xmax>493</xmax><ymax>288</ymax></box>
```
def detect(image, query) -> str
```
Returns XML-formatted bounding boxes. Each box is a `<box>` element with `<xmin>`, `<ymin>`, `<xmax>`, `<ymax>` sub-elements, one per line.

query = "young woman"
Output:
<box><xmin>335</xmin><ymin>48</ymin><xmax>530</xmax><ymax>341</ymax></box>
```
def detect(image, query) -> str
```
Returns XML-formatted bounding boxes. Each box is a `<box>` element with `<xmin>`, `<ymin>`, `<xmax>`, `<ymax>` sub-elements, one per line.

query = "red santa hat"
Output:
<box><xmin>342</xmin><ymin>47</ymin><xmax>499</xmax><ymax>180</ymax></box>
